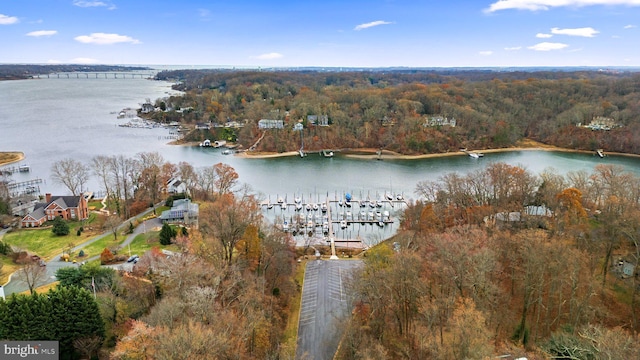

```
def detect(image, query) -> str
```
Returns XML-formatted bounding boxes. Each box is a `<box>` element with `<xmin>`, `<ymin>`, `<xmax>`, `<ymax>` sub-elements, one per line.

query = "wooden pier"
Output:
<box><xmin>6</xmin><ymin>178</ymin><xmax>43</xmax><ymax>196</ymax></box>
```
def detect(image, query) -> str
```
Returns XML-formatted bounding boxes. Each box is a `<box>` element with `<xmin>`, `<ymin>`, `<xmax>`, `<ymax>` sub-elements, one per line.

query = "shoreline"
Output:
<box><xmin>0</xmin><ymin>151</ymin><xmax>25</xmax><ymax>166</ymax></box>
<box><xmin>233</xmin><ymin>140</ymin><xmax>640</xmax><ymax>160</ymax></box>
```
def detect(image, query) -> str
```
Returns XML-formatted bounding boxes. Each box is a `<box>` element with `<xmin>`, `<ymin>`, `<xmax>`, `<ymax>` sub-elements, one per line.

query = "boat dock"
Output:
<box><xmin>262</xmin><ymin>193</ymin><xmax>406</xmax><ymax>248</ymax></box>
<box><xmin>1</xmin><ymin>164</ymin><xmax>30</xmax><ymax>175</ymax></box>
<box><xmin>5</xmin><ymin>178</ymin><xmax>43</xmax><ymax>197</ymax></box>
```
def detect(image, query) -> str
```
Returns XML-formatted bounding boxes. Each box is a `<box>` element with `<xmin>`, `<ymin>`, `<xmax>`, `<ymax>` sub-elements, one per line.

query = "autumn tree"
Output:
<box><xmin>198</xmin><ymin>189</ymin><xmax>262</xmax><ymax>265</ymax></box>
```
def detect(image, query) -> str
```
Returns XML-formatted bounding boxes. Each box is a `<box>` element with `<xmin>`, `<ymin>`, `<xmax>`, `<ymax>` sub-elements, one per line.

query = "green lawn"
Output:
<box><xmin>77</xmin><ymin>226</ymin><xmax>179</xmax><ymax>261</ymax></box>
<box><xmin>3</xmin><ymin>215</ymin><xmax>99</xmax><ymax>260</ymax></box>
<box><xmin>75</xmin><ymin>233</ymin><xmax>120</xmax><ymax>260</ymax></box>
<box><xmin>87</xmin><ymin>199</ymin><xmax>104</xmax><ymax>211</ymax></box>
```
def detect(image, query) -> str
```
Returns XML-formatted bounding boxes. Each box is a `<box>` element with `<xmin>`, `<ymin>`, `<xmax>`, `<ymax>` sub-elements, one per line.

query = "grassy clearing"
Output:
<box><xmin>0</xmin><ymin>257</ymin><xmax>20</xmax><ymax>285</ymax></box>
<box><xmin>3</xmin><ymin>214</ymin><xmax>101</xmax><ymax>260</ymax></box>
<box><xmin>280</xmin><ymin>259</ymin><xmax>307</xmax><ymax>358</ymax></box>
<box><xmin>87</xmin><ymin>200</ymin><xmax>104</xmax><ymax>211</ymax></box>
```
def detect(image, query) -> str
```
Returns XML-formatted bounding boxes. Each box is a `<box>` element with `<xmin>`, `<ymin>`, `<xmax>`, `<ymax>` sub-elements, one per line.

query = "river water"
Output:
<box><xmin>2</xmin><ymin>73</ymin><xmax>640</xmax><ymax>246</ymax></box>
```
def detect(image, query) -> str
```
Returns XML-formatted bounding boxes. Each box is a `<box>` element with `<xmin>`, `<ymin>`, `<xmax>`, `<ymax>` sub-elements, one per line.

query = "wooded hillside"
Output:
<box><xmin>152</xmin><ymin>69</ymin><xmax>640</xmax><ymax>154</ymax></box>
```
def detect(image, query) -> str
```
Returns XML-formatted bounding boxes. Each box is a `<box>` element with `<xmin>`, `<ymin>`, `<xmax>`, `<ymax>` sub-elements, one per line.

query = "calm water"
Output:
<box><xmin>3</xmin><ymin>75</ymin><xmax>640</xmax><ymax>245</ymax></box>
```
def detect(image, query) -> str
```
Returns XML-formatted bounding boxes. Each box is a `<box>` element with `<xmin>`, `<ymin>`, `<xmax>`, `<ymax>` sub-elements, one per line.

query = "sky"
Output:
<box><xmin>1</xmin><ymin>0</ymin><xmax>640</xmax><ymax>68</ymax></box>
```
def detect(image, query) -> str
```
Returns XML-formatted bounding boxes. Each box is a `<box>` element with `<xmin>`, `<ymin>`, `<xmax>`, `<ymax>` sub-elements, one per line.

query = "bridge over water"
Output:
<box><xmin>35</xmin><ymin>72</ymin><xmax>156</xmax><ymax>79</ymax></box>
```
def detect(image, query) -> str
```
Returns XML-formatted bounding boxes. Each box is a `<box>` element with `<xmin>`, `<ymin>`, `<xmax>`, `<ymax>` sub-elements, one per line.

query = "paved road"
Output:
<box><xmin>1</xmin><ymin>213</ymin><xmax>162</xmax><ymax>296</ymax></box>
<box><xmin>296</xmin><ymin>259</ymin><xmax>362</xmax><ymax>360</ymax></box>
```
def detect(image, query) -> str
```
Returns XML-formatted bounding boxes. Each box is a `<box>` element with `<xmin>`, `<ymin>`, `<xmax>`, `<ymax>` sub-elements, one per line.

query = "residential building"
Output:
<box><xmin>21</xmin><ymin>193</ymin><xmax>89</xmax><ymax>228</ymax></box>
<box><xmin>166</xmin><ymin>178</ymin><xmax>187</xmax><ymax>195</ymax></box>
<box><xmin>258</xmin><ymin>119</ymin><xmax>284</xmax><ymax>129</ymax></box>
<box><xmin>425</xmin><ymin>116</ymin><xmax>456</xmax><ymax>127</ymax></box>
<box><xmin>159</xmin><ymin>198</ymin><xmax>199</xmax><ymax>226</ymax></box>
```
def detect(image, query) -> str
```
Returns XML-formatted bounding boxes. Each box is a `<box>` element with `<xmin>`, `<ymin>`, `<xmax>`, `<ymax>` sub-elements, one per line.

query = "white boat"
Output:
<box><xmin>312</xmin><ymin>203</ymin><xmax>319</xmax><ymax>211</ymax></box>
<box><xmin>596</xmin><ymin>149</ymin><xmax>605</xmax><ymax>158</ymax></box>
<box><xmin>321</xmin><ymin>203</ymin><xmax>327</xmax><ymax>212</ymax></box>
<box><xmin>385</xmin><ymin>193</ymin><xmax>393</xmax><ymax>201</ymax></box>
<box><xmin>18</xmin><ymin>164</ymin><xmax>30</xmax><ymax>172</ymax></box>
<box><xmin>340</xmin><ymin>220</ymin><xmax>348</xmax><ymax>229</ymax></box>
<box><xmin>295</xmin><ymin>203</ymin><xmax>303</xmax><ymax>211</ymax></box>
<box><xmin>222</xmin><ymin>149</ymin><xmax>232</xmax><ymax>155</ymax></box>
<box><xmin>321</xmin><ymin>149</ymin><xmax>334</xmax><ymax>158</ymax></box>
<box><xmin>294</xmin><ymin>196</ymin><xmax>302</xmax><ymax>204</ymax></box>
<box><xmin>305</xmin><ymin>203</ymin><xmax>312</xmax><ymax>211</ymax></box>
<box><xmin>468</xmin><ymin>152</ymin><xmax>480</xmax><ymax>159</ymax></box>
<box><xmin>199</xmin><ymin>139</ymin><xmax>212</xmax><ymax>147</ymax></box>
<box><xmin>396</xmin><ymin>194</ymin><xmax>404</xmax><ymax>201</ymax></box>
<box><xmin>282</xmin><ymin>222</ymin><xmax>290</xmax><ymax>232</ymax></box>
<box><xmin>281</xmin><ymin>202</ymin><xmax>287</xmax><ymax>210</ymax></box>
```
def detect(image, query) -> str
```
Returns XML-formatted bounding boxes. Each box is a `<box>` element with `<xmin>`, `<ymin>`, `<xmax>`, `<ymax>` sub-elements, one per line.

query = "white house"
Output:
<box><xmin>166</xmin><ymin>178</ymin><xmax>188</xmax><ymax>195</ymax></box>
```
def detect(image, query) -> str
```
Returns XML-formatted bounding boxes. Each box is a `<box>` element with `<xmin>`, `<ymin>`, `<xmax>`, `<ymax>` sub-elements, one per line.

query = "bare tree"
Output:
<box><xmin>50</xmin><ymin>158</ymin><xmax>90</xmax><ymax>196</ymax></box>
<box><xmin>91</xmin><ymin>155</ymin><xmax>114</xmax><ymax>200</ymax></box>
<box><xmin>19</xmin><ymin>257</ymin><xmax>48</xmax><ymax>294</ymax></box>
<box><xmin>103</xmin><ymin>215</ymin><xmax>121</xmax><ymax>241</ymax></box>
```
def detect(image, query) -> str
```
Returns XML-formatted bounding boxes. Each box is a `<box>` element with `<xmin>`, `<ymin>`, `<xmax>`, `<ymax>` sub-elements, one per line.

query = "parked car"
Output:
<box><xmin>127</xmin><ymin>254</ymin><xmax>139</xmax><ymax>263</ymax></box>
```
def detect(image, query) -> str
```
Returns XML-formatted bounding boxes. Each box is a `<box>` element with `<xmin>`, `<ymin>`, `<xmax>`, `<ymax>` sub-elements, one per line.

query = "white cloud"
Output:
<box><xmin>504</xmin><ymin>46</ymin><xmax>522</xmax><ymax>50</ymax></box>
<box><xmin>551</xmin><ymin>27</ymin><xmax>599</xmax><ymax>37</ymax></box>
<box><xmin>71</xmin><ymin>57</ymin><xmax>99</xmax><ymax>64</ymax></box>
<box><xmin>479</xmin><ymin>51</ymin><xmax>493</xmax><ymax>56</ymax></box>
<box><xmin>624</xmin><ymin>24</ymin><xmax>637</xmax><ymax>29</ymax></box>
<box><xmin>253</xmin><ymin>52</ymin><xmax>284</xmax><ymax>60</ymax></box>
<box><xmin>527</xmin><ymin>42</ymin><xmax>569</xmax><ymax>51</ymax></box>
<box><xmin>354</xmin><ymin>20</ymin><xmax>393</xmax><ymax>31</ymax></box>
<box><xmin>73</xmin><ymin>1</ymin><xmax>117</xmax><ymax>10</ymax></box>
<box><xmin>536</xmin><ymin>33</ymin><xmax>553</xmax><ymax>38</ymax></box>
<box><xmin>74</xmin><ymin>33</ymin><xmax>141</xmax><ymax>45</ymax></box>
<box><xmin>486</xmin><ymin>0</ymin><xmax>640</xmax><ymax>13</ymax></box>
<box><xmin>47</xmin><ymin>59</ymin><xmax>62</xmax><ymax>64</ymax></box>
<box><xmin>0</xmin><ymin>14</ymin><xmax>19</xmax><ymax>25</ymax></box>
<box><xmin>26</xmin><ymin>30</ymin><xmax>58</xmax><ymax>37</ymax></box>
<box><xmin>198</xmin><ymin>9</ymin><xmax>211</xmax><ymax>18</ymax></box>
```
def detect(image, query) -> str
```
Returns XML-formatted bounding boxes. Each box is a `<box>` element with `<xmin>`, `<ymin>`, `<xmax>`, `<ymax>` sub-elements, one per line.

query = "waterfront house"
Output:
<box><xmin>21</xmin><ymin>193</ymin><xmax>89</xmax><ymax>228</ymax></box>
<box><xmin>159</xmin><ymin>198</ymin><xmax>199</xmax><ymax>226</ymax></box>
<box><xmin>425</xmin><ymin>116</ymin><xmax>456</xmax><ymax>127</ymax></box>
<box><xmin>258</xmin><ymin>119</ymin><xmax>284</xmax><ymax>129</ymax></box>
<box><xmin>166</xmin><ymin>178</ymin><xmax>188</xmax><ymax>195</ymax></box>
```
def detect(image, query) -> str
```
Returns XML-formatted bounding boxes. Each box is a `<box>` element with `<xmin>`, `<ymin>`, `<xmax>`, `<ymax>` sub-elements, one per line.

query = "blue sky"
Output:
<box><xmin>1</xmin><ymin>0</ymin><xmax>640</xmax><ymax>67</ymax></box>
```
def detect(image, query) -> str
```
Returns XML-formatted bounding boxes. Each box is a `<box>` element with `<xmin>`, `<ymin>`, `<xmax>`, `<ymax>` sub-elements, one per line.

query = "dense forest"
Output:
<box><xmin>150</xmin><ymin>69</ymin><xmax>640</xmax><ymax>155</ymax></box>
<box><xmin>339</xmin><ymin>163</ymin><xmax>640</xmax><ymax>359</ymax></box>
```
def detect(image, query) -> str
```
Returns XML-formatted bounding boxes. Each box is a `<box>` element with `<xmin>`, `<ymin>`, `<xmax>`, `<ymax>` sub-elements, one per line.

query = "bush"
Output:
<box><xmin>0</xmin><ymin>241</ymin><xmax>10</xmax><ymax>255</ymax></box>
<box><xmin>77</xmin><ymin>229</ymin><xmax>82</xmax><ymax>236</ymax></box>
<box><xmin>159</xmin><ymin>223</ymin><xmax>177</xmax><ymax>245</ymax></box>
<box><xmin>52</xmin><ymin>217</ymin><xmax>70</xmax><ymax>236</ymax></box>
<box><xmin>100</xmin><ymin>248</ymin><xmax>114</xmax><ymax>265</ymax></box>
<box><xmin>78</xmin><ymin>250</ymin><xmax>85</xmax><ymax>257</ymax></box>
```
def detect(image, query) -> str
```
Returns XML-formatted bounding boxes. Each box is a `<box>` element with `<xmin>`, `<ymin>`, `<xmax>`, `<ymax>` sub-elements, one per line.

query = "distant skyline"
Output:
<box><xmin>1</xmin><ymin>0</ymin><xmax>640</xmax><ymax>67</ymax></box>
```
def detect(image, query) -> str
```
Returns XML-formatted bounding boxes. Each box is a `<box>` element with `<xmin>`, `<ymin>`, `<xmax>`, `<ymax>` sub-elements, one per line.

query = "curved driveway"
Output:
<box><xmin>1</xmin><ymin>212</ymin><xmax>161</xmax><ymax>296</ymax></box>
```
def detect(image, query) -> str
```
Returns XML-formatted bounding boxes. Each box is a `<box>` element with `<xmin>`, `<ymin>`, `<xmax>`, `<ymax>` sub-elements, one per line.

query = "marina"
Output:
<box><xmin>261</xmin><ymin>192</ymin><xmax>406</xmax><ymax>249</ymax></box>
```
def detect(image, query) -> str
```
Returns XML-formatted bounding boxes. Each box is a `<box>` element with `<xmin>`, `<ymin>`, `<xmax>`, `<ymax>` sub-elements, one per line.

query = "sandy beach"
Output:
<box><xmin>233</xmin><ymin>139</ymin><xmax>640</xmax><ymax>160</ymax></box>
<box><xmin>0</xmin><ymin>152</ymin><xmax>25</xmax><ymax>166</ymax></box>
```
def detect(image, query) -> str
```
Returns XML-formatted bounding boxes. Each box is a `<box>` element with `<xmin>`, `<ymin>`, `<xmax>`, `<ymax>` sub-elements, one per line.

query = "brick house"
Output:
<box><xmin>21</xmin><ymin>193</ymin><xmax>89</xmax><ymax>228</ymax></box>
